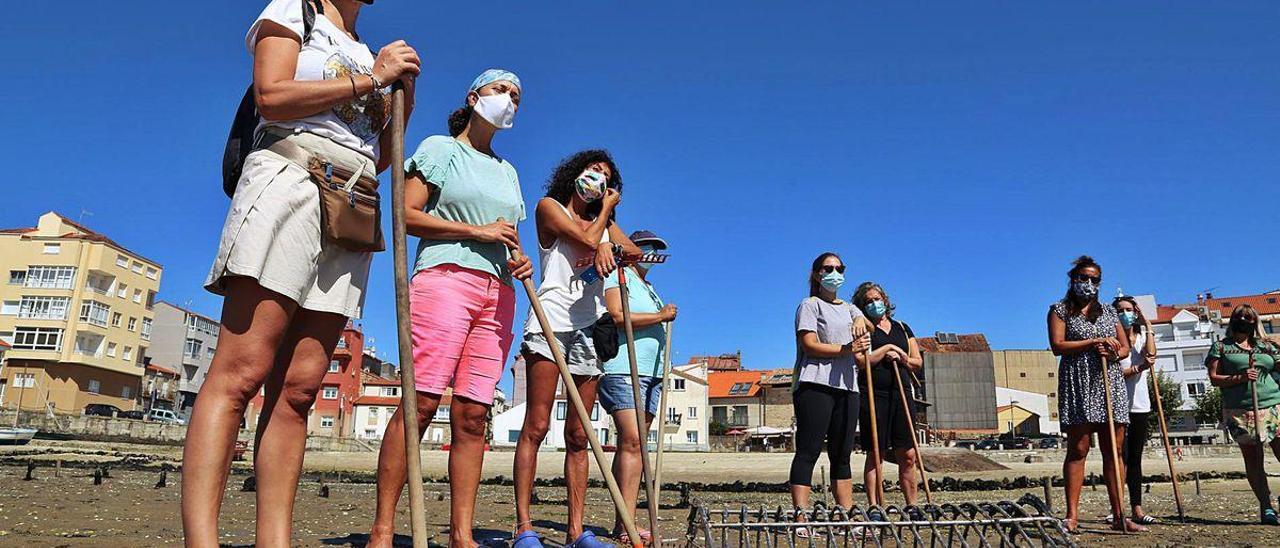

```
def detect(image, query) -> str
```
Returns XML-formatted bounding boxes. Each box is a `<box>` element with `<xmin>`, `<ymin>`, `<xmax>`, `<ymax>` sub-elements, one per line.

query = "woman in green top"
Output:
<box><xmin>1210</xmin><ymin>304</ymin><xmax>1280</xmax><ymax>525</ymax></box>
<box><xmin>368</xmin><ymin>69</ymin><xmax>531</xmax><ymax>548</ymax></box>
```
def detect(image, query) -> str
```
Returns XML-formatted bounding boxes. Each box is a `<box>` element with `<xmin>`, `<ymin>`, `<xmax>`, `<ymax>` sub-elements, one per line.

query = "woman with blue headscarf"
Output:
<box><xmin>367</xmin><ymin>68</ymin><xmax>529</xmax><ymax>548</ymax></box>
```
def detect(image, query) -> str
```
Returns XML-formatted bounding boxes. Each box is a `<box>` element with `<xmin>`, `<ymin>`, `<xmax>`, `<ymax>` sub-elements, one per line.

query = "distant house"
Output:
<box><xmin>141</xmin><ymin>362</ymin><xmax>180</xmax><ymax>412</ymax></box>
<box><xmin>351</xmin><ymin>372</ymin><xmax>401</xmax><ymax>440</ymax></box>
<box><xmin>491</xmin><ymin>379</ymin><xmax>612</xmax><ymax>450</ymax></box>
<box><xmin>707</xmin><ymin>364</ymin><xmax>795</xmax><ymax>446</ymax></box>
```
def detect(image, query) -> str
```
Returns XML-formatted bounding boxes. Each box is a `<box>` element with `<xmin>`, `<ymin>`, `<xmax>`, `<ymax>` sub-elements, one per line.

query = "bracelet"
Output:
<box><xmin>369</xmin><ymin>73</ymin><xmax>384</xmax><ymax>90</ymax></box>
<box><xmin>347</xmin><ymin>73</ymin><xmax>359</xmax><ymax>99</ymax></box>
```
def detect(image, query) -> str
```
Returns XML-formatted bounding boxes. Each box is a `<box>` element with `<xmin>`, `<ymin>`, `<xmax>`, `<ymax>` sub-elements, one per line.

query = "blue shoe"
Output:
<box><xmin>566</xmin><ymin>530</ymin><xmax>609</xmax><ymax>548</ymax></box>
<box><xmin>1262</xmin><ymin>508</ymin><xmax>1279</xmax><ymax>526</ymax></box>
<box><xmin>512</xmin><ymin>530</ymin><xmax>544</xmax><ymax>548</ymax></box>
<box><xmin>867</xmin><ymin>509</ymin><xmax>887</xmax><ymax>522</ymax></box>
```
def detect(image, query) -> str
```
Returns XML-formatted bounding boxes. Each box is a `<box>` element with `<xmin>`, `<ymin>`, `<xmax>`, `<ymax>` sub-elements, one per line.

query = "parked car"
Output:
<box><xmin>148</xmin><ymin>408</ymin><xmax>185</xmax><ymax>425</ymax></box>
<box><xmin>975</xmin><ymin>439</ymin><xmax>1001</xmax><ymax>451</ymax></box>
<box><xmin>118</xmin><ymin>410</ymin><xmax>146</xmax><ymax>420</ymax></box>
<box><xmin>1037</xmin><ymin>437</ymin><xmax>1061</xmax><ymax>449</ymax></box>
<box><xmin>1003</xmin><ymin>437</ymin><xmax>1032</xmax><ymax>450</ymax></box>
<box><xmin>84</xmin><ymin>404</ymin><xmax>121</xmax><ymax>417</ymax></box>
<box><xmin>954</xmin><ymin>441</ymin><xmax>978</xmax><ymax>451</ymax></box>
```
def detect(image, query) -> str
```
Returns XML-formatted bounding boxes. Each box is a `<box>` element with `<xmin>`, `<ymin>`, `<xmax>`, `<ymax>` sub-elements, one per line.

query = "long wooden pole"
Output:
<box><xmin>1251</xmin><ymin>324</ymin><xmax>1265</xmax><ymax>448</ymax></box>
<box><xmin>653</xmin><ymin>322</ymin><xmax>674</xmax><ymax>519</ymax></box>
<box><xmin>1147</xmin><ymin>362</ymin><xmax>1184</xmax><ymax>520</ymax></box>
<box><xmin>512</xmin><ymin>248</ymin><xmax>643</xmax><ymax>547</ymax></box>
<box><xmin>388</xmin><ymin>82</ymin><xmax>429</xmax><ymax>548</ymax></box>
<box><xmin>1099</xmin><ymin>354</ymin><xmax>1127</xmax><ymax>532</ymax></box>
<box><xmin>891</xmin><ymin>361</ymin><xmax>931</xmax><ymax>504</ymax></box>
<box><xmin>861</xmin><ymin>346</ymin><xmax>885</xmax><ymax>504</ymax></box>
<box><xmin>617</xmin><ymin>266</ymin><xmax>660</xmax><ymax>541</ymax></box>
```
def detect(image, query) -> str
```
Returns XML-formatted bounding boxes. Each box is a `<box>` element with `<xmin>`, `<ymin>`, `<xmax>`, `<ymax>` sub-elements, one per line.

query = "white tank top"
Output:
<box><xmin>524</xmin><ymin>201</ymin><xmax>610</xmax><ymax>333</ymax></box>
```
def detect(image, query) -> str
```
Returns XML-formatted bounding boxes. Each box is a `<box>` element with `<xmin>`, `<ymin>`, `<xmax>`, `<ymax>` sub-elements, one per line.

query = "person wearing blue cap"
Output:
<box><xmin>367</xmin><ymin>68</ymin><xmax>527</xmax><ymax>548</ymax></box>
<box><xmin>597</xmin><ymin>230</ymin><xmax>677</xmax><ymax>544</ymax></box>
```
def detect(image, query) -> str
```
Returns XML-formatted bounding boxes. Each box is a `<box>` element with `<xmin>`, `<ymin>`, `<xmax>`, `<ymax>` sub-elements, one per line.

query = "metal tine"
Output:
<box><xmin>740</xmin><ymin>504</ymin><xmax>750</xmax><ymax>548</ymax></box>
<box><xmin>976</xmin><ymin>501</ymin><xmax>1022</xmax><ymax>547</ymax></box>
<box><xmin>956</xmin><ymin>502</ymin><xmax>993</xmax><ymax>548</ymax></box>
<box><xmin>847</xmin><ymin>505</ymin><xmax>884</xmax><ymax>548</ymax></box>
<box><xmin>830</xmin><ymin>506</ymin><xmax>852</xmax><ymax>548</ymax></box>
<box><xmin>990</xmin><ymin>501</ymin><xmax>1036</xmax><ymax>547</ymax></box>
<box><xmin>759</xmin><ymin>503</ymin><xmax>772</xmax><ymax>548</ymax></box>
<box><xmin>936</xmin><ymin>503</ymin><xmax>969</xmax><ymax>548</ymax></box>
<box><xmin>897</xmin><ymin>504</ymin><xmax>928</xmax><ymax>547</ymax></box>
<box><xmin>1002</xmin><ymin>500</ymin><xmax>1057</xmax><ymax>548</ymax></box>
<box><xmin>874</xmin><ymin>505</ymin><xmax>906</xmax><ymax>546</ymax></box>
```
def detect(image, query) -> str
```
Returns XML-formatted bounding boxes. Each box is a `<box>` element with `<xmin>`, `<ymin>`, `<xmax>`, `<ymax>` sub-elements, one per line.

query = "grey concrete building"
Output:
<box><xmin>144</xmin><ymin>301</ymin><xmax>219</xmax><ymax>416</ymax></box>
<box><xmin>918</xmin><ymin>333</ymin><xmax>999</xmax><ymax>436</ymax></box>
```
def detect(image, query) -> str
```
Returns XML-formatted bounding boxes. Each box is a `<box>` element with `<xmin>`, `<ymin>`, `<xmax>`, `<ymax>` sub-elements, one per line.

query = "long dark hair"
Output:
<box><xmin>544</xmin><ymin>150</ymin><xmax>623</xmax><ymax>220</ymax></box>
<box><xmin>809</xmin><ymin>252</ymin><xmax>842</xmax><ymax>298</ymax></box>
<box><xmin>447</xmin><ymin>105</ymin><xmax>472</xmax><ymax>137</ymax></box>
<box><xmin>1062</xmin><ymin>255</ymin><xmax>1102</xmax><ymax>322</ymax></box>
<box><xmin>1111</xmin><ymin>295</ymin><xmax>1147</xmax><ymax>332</ymax></box>
<box><xmin>853</xmin><ymin>281</ymin><xmax>894</xmax><ymax>319</ymax></box>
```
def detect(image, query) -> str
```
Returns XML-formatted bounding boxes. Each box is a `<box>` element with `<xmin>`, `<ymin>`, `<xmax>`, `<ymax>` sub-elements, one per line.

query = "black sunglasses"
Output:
<box><xmin>1071</xmin><ymin>273</ymin><xmax>1101</xmax><ymax>285</ymax></box>
<box><xmin>819</xmin><ymin>265</ymin><xmax>846</xmax><ymax>274</ymax></box>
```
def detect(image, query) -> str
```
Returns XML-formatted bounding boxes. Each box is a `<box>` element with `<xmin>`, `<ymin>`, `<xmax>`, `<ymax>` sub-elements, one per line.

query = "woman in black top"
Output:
<box><xmin>852</xmin><ymin>282</ymin><xmax>923</xmax><ymax>507</ymax></box>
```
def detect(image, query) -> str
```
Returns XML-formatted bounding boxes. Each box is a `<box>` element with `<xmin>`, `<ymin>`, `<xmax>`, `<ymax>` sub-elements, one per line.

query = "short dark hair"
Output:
<box><xmin>543</xmin><ymin>150</ymin><xmax>623</xmax><ymax>220</ymax></box>
<box><xmin>809</xmin><ymin>252</ymin><xmax>842</xmax><ymax>298</ymax></box>
<box><xmin>1063</xmin><ymin>255</ymin><xmax>1102</xmax><ymax>322</ymax></box>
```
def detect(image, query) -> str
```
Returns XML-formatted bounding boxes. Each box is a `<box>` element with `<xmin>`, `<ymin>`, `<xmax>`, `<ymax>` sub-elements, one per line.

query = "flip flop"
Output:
<box><xmin>615</xmin><ymin>529</ymin><xmax>653</xmax><ymax>545</ymax></box>
<box><xmin>512</xmin><ymin>530</ymin><xmax>544</xmax><ymax>548</ymax></box>
<box><xmin>1133</xmin><ymin>514</ymin><xmax>1157</xmax><ymax>525</ymax></box>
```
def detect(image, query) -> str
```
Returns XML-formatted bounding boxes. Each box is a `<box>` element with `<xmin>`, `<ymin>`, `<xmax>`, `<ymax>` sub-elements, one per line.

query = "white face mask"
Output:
<box><xmin>473</xmin><ymin>92</ymin><xmax>516</xmax><ymax>129</ymax></box>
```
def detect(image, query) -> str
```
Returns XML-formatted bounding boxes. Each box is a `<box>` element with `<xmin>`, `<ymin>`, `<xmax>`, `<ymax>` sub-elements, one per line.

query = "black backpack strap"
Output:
<box><xmin>302</xmin><ymin>0</ymin><xmax>318</xmax><ymax>44</ymax></box>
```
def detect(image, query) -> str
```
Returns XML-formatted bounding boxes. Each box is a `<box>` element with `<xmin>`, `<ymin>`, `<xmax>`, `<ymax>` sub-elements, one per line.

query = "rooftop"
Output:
<box><xmin>917</xmin><ymin>333</ymin><xmax>992</xmax><ymax>353</ymax></box>
<box><xmin>2</xmin><ymin>212</ymin><xmax>161</xmax><ymax>267</ymax></box>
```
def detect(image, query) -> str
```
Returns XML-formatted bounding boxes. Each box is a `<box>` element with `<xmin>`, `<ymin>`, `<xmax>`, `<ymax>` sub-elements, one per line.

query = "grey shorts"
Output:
<box><xmin>521</xmin><ymin>327</ymin><xmax>602</xmax><ymax>377</ymax></box>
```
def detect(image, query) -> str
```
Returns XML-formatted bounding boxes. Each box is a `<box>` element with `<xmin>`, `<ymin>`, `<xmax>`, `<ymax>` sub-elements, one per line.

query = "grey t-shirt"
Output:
<box><xmin>794</xmin><ymin>297</ymin><xmax>863</xmax><ymax>392</ymax></box>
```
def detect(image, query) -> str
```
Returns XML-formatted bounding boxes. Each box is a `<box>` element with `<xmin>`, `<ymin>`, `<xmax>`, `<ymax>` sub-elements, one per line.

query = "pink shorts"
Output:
<box><xmin>410</xmin><ymin>264</ymin><xmax>516</xmax><ymax>404</ymax></box>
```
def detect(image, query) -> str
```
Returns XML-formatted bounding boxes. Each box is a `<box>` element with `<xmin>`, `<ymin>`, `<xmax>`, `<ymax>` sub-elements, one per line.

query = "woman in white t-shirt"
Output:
<box><xmin>1114</xmin><ymin>296</ymin><xmax>1158</xmax><ymax>525</ymax></box>
<box><xmin>183</xmin><ymin>1</ymin><xmax>419</xmax><ymax>545</ymax></box>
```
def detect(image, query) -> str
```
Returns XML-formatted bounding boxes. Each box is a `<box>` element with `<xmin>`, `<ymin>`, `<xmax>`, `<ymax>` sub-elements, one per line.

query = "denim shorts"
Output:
<box><xmin>598</xmin><ymin>374</ymin><xmax>663</xmax><ymax>416</ymax></box>
<box><xmin>520</xmin><ymin>327</ymin><xmax>601</xmax><ymax>377</ymax></box>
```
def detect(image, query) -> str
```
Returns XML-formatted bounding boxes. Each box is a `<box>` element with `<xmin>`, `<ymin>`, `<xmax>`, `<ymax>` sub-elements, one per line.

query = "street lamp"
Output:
<box><xmin>1007</xmin><ymin>400</ymin><xmax>1020</xmax><ymax>437</ymax></box>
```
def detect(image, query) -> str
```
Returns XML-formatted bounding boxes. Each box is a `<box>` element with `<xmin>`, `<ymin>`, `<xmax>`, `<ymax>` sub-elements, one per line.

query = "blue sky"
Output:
<box><xmin>5</xmin><ymin>2</ymin><xmax>1278</xmax><ymax>396</ymax></box>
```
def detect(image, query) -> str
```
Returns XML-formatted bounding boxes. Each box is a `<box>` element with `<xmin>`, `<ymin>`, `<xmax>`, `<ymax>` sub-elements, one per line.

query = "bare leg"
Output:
<box><xmin>1242</xmin><ymin>441</ymin><xmax>1272</xmax><ymax>508</ymax></box>
<box><xmin>181</xmin><ymin>278</ymin><xmax>295</xmax><ymax>548</ymax></box>
<box><xmin>514</xmin><ymin>354</ymin><xmax>559</xmax><ymax>535</ymax></box>
<box><xmin>896</xmin><ymin>447</ymin><xmax>919</xmax><ymax>505</ymax></box>
<box><xmin>1062</xmin><ymin>425</ymin><xmax>1092</xmax><ymax>531</ymax></box>
<box><xmin>448</xmin><ymin>397</ymin><xmax>493</xmax><ymax>547</ymax></box>
<box><xmin>862</xmin><ymin>457</ymin><xmax>882</xmax><ymax>507</ymax></box>
<box><xmin>563</xmin><ymin>375</ymin><xmax>600</xmax><ymax>541</ymax></box>
<box><xmin>252</xmin><ymin>308</ymin><xmax>347</xmax><ymax>546</ymax></box>
<box><xmin>368</xmin><ymin>392</ymin><xmax>442</xmax><ymax>548</ymax></box>
<box><xmin>610</xmin><ymin>408</ymin><xmax>642</xmax><ymax>535</ymax></box>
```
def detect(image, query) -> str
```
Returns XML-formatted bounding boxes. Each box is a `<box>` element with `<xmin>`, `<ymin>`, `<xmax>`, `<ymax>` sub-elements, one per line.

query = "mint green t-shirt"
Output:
<box><xmin>406</xmin><ymin>136</ymin><xmax>525</xmax><ymax>282</ymax></box>
<box><xmin>601</xmin><ymin>266</ymin><xmax>667</xmax><ymax>377</ymax></box>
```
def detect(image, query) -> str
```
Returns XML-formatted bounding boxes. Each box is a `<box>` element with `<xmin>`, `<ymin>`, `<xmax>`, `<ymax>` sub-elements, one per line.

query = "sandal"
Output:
<box><xmin>614</xmin><ymin>529</ymin><xmax>653</xmax><ymax>545</ymax></box>
<box><xmin>1060</xmin><ymin>518</ymin><xmax>1080</xmax><ymax>534</ymax></box>
<box><xmin>1132</xmin><ymin>514</ymin><xmax>1157</xmax><ymax>525</ymax></box>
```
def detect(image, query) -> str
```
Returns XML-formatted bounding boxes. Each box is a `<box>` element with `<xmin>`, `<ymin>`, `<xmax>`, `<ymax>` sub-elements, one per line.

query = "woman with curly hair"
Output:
<box><xmin>1047</xmin><ymin>256</ymin><xmax>1140</xmax><ymax>533</ymax></box>
<box><xmin>1209</xmin><ymin>305</ymin><xmax>1280</xmax><ymax>525</ymax></box>
<box><xmin>512</xmin><ymin>150</ymin><xmax>640</xmax><ymax>548</ymax></box>
<box><xmin>367</xmin><ymin>68</ymin><xmax>529</xmax><ymax>548</ymax></box>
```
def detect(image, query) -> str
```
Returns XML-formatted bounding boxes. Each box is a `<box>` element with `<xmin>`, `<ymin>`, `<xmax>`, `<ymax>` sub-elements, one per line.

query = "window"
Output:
<box><xmin>184</xmin><ymin>338</ymin><xmax>203</xmax><ymax>359</ymax></box>
<box><xmin>730</xmin><ymin>405</ymin><xmax>749</xmax><ymax>426</ymax></box>
<box><xmin>328</xmin><ymin>360</ymin><xmax>340</xmax><ymax>373</ymax></box>
<box><xmin>127</xmin><ymin>317</ymin><xmax>137</xmax><ymax>332</ymax></box>
<box><xmin>131</xmin><ymin>261</ymin><xmax>143</xmax><ymax>274</ymax></box>
<box><xmin>1048</xmin><ymin>371</ymin><xmax>1054</xmax><ymax>378</ymax></box>
<box><xmin>121</xmin><ymin>385</ymin><xmax>132</xmax><ymax>399</ymax></box>
<box><xmin>508</xmin><ymin>430</ymin><xmax>520</xmax><ymax>443</ymax></box>
<box><xmin>8</xmin><ymin>270</ymin><xmax>27</xmax><ymax>285</ymax></box>
<box><xmin>592</xmin><ymin>403</ymin><xmax>600</xmax><ymax>421</ymax></box>
<box><xmin>336</xmin><ymin>337</ymin><xmax>348</xmax><ymax>349</ymax></box>
<box><xmin>556</xmin><ymin>401</ymin><xmax>567</xmax><ymax>421</ymax></box>
<box><xmin>322</xmin><ymin>386</ymin><xmax>339</xmax><ymax>399</ymax></box>
<box><xmin>87</xmin><ymin>379</ymin><xmax>101</xmax><ymax>394</ymax></box>
<box><xmin>382</xmin><ymin>387</ymin><xmax>399</xmax><ymax>397</ymax></box>
<box><xmin>0</xmin><ymin>300</ymin><xmax>16</xmax><ymax>315</ymax></box>
<box><xmin>14</xmin><ymin>373</ymin><xmax>36</xmax><ymax>388</ymax></box>
<box><xmin>122</xmin><ymin>346</ymin><xmax>132</xmax><ymax>361</ymax></box>
<box><xmin>728</xmin><ymin>382</ymin><xmax>752</xmax><ymax>395</ymax></box>
<box><xmin>647</xmin><ymin>430</ymin><xmax>658</xmax><ymax>443</ymax></box>
<box><xmin>78</xmin><ymin>300</ymin><xmax>110</xmax><ymax>327</ymax></box>
<box><xmin>116</xmin><ymin>283</ymin><xmax>127</xmax><ymax>298</ymax></box>
<box><xmin>42</xmin><ymin>243</ymin><xmax>60</xmax><ymax>255</ymax></box>
<box><xmin>686</xmin><ymin>431</ymin><xmax>699</xmax><ymax>444</ymax></box>
<box><xmin>187</xmin><ymin>315</ymin><xmax>217</xmax><ymax>335</ymax></box>
<box><xmin>132</xmin><ymin>289</ymin><xmax>142</xmax><ymax>304</ymax></box>
<box><xmin>687</xmin><ymin>406</ymin><xmax>698</xmax><ymax>419</ymax></box>
<box><xmin>110</xmin><ymin>312</ymin><xmax>122</xmax><ymax>327</ymax></box>
<box><xmin>672</xmin><ymin>378</ymin><xmax>686</xmax><ymax>391</ymax></box>
<box><xmin>368</xmin><ymin>406</ymin><xmax>380</xmax><ymax>425</ymax></box>
<box><xmin>1049</xmin><ymin>392</ymin><xmax>1056</xmax><ymax>398</ymax></box>
<box><xmin>711</xmin><ymin>406</ymin><xmax>727</xmax><ymax>424</ymax></box>
<box><xmin>12</xmin><ymin>327</ymin><xmax>63</xmax><ymax>351</ymax></box>
<box><xmin>1019</xmin><ymin>372</ymin><xmax>1026</xmax><ymax>378</ymax></box>
<box><xmin>320</xmin><ymin>416</ymin><xmax>335</xmax><ymax>428</ymax></box>
<box><xmin>1184</xmin><ymin>352</ymin><xmax>1207</xmax><ymax>371</ymax></box>
<box><xmin>434</xmin><ymin>406</ymin><xmax>451</xmax><ymax>421</ymax></box>
<box><xmin>206</xmin><ymin>346</ymin><xmax>215</xmax><ymax>358</ymax></box>
<box><xmin>145</xmin><ymin>290</ymin><xmax>155</xmax><ymax>310</ymax></box>
<box><xmin>1187</xmin><ymin>382</ymin><xmax>1207</xmax><ymax>397</ymax></box>
<box><xmin>141</xmin><ymin>318</ymin><xmax>152</xmax><ymax>340</ymax></box>
<box><xmin>116</xmin><ymin>255</ymin><xmax>129</xmax><ymax>268</ymax></box>
<box><xmin>107</xmin><ymin>342</ymin><xmax>117</xmax><ymax>357</ymax></box>
<box><xmin>145</xmin><ymin>267</ymin><xmax>158</xmax><ymax>280</ymax></box>
<box><xmin>666</xmin><ymin>407</ymin><xmax>679</xmax><ymax>423</ymax></box>
<box><xmin>25</xmin><ymin>266</ymin><xmax>76</xmax><ymax>289</ymax></box>
<box><xmin>19</xmin><ymin>296</ymin><xmax>70</xmax><ymax>320</ymax></box>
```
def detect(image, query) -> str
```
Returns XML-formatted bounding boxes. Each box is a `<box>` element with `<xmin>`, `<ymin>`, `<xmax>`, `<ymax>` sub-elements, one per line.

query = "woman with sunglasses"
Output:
<box><xmin>1112</xmin><ymin>296</ymin><xmax>1157</xmax><ymax>527</ymax></box>
<box><xmin>789</xmin><ymin>253</ymin><xmax>870</xmax><ymax>519</ymax></box>
<box><xmin>1047</xmin><ymin>256</ymin><xmax>1140</xmax><ymax>533</ymax></box>
<box><xmin>1209</xmin><ymin>305</ymin><xmax>1280</xmax><ymax>525</ymax></box>
<box><xmin>852</xmin><ymin>281</ymin><xmax>923</xmax><ymax>509</ymax></box>
<box><xmin>512</xmin><ymin>150</ymin><xmax>641</xmax><ymax>548</ymax></box>
<box><xmin>367</xmin><ymin>69</ymin><xmax>527</xmax><ymax>548</ymax></box>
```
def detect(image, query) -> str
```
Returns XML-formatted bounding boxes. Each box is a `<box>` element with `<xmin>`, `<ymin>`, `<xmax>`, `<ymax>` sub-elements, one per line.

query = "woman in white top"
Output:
<box><xmin>512</xmin><ymin>150</ymin><xmax>640</xmax><ymax>548</ymax></box>
<box><xmin>184</xmin><ymin>1</ymin><xmax>418</xmax><ymax>545</ymax></box>
<box><xmin>1114</xmin><ymin>296</ymin><xmax>1158</xmax><ymax>525</ymax></box>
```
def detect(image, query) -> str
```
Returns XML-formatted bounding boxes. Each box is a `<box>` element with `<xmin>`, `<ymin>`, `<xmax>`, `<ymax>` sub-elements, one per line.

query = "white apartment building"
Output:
<box><xmin>654</xmin><ymin>361</ymin><xmax>710</xmax><ymax>451</ymax></box>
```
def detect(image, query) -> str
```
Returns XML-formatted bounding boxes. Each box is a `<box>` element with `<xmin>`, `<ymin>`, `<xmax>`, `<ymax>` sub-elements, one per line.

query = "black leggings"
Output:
<box><xmin>1125</xmin><ymin>412</ymin><xmax>1151</xmax><ymax>507</ymax></box>
<box><xmin>789</xmin><ymin>382</ymin><xmax>860</xmax><ymax>486</ymax></box>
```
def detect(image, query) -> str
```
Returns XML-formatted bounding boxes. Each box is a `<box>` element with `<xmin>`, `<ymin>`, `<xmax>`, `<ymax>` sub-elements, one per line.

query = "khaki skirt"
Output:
<box><xmin>205</xmin><ymin>130</ymin><xmax>375</xmax><ymax>319</ymax></box>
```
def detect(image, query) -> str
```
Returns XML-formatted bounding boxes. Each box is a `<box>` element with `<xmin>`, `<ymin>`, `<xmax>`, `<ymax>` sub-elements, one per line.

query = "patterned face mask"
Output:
<box><xmin>1070</xmin><ymin>280</ymin><xmax>1098</xmax><ymax>299</ymax></box>
<box><xmin>574</xmin><ymin>169</ymin><xmax>607</xmax><ymax>202</ymax></box>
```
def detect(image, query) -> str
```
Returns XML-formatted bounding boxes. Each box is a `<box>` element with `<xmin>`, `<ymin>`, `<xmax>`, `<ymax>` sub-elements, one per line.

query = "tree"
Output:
<box><xmin>1147</xmin><ymin>371</ymin><xmax>1185</xmax><ymax>440</ymax></box>
<box><xmin>1194</xmin><ymin>386</ymin><xmax>1222</xmax><ymax>427</ymax></box>
<box><xmin>709</xmin><ymin>420</ymin><xmax>729</xmax><ymax>436</ymax></box>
